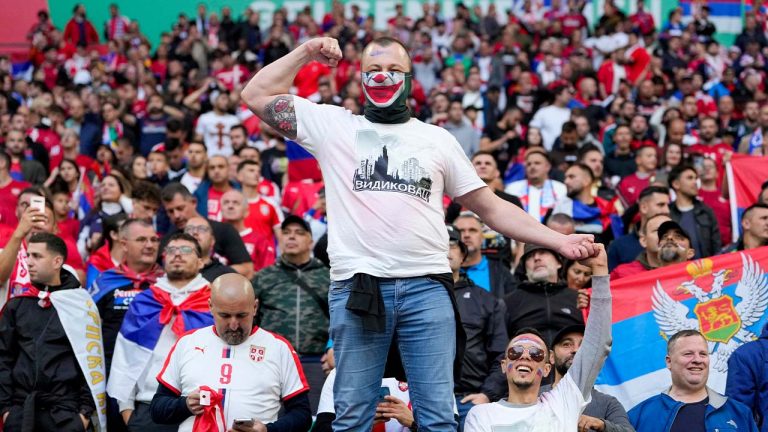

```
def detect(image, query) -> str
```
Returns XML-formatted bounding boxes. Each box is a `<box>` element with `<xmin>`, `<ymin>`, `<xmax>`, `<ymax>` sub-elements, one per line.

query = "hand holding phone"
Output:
<box><xmin>199</xmin><ymin>389</ymin><xmax>211</xmax><ymax>406</ymax></box>
<box><xmin>30</xmin><ymin>196</ymin><xmax>45</xmax><ymax>213</ymax></box>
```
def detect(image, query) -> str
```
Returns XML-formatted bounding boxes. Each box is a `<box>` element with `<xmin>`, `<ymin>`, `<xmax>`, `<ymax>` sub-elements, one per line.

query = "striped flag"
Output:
<box><xmin>726</xmin><ymin>155</ymin><xmax>768</xmax><ymax>243</ymax></box>
<box><xmin>595</xmin><ymin>247</ymin><xmax>768</xmax><ymax>409</ymax></box>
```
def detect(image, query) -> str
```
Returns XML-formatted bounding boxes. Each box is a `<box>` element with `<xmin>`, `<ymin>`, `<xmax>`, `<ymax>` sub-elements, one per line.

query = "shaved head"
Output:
<box><xmin>210</xmin><ymin>273</ymin><xmax>257</xmax><ymax>345</ymax></box>
<box><xmin>211</xmin><ymin>273</ymin><xmax>254</xmax><ymax>303</ymax></box>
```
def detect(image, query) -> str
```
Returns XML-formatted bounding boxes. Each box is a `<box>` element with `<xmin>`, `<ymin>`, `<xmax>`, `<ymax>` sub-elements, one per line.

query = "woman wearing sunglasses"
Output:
<box><xmin>464</xmin><ymin>244</ymin><xmax>612</xmax><ymax>431</ymax></box>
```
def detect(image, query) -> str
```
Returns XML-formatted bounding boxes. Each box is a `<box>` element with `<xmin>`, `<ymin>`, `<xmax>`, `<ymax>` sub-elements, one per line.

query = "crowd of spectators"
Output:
<box><xmin>1</xmin><ymin>0</ymin><xmax>768</xmax><ymax>431</ymax></box>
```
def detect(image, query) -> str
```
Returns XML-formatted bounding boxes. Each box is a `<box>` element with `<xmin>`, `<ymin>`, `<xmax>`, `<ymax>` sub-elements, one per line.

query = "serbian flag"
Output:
<box><xmin>726</xmin><ymin>155</ymin><xmax>768</xmax><ymax>242</ymax></box>
<box><xmin>595</xmin><ymin>247</ymin><xmax>768</xmax><ymax>409</ymax></box>
<box><xmin>107</xmin><ymin>276</ymin><xmax>213</xmax><ymax>405</ymax></box>
<box><xmin>286</xmin><ymin>140</ymin><xmax>322</xmax><ymax>182</ymax></box>
<box><xmin>75</xmin><ymin>170</ymin><xmax>96</xmax><ymax>220</ymax></box>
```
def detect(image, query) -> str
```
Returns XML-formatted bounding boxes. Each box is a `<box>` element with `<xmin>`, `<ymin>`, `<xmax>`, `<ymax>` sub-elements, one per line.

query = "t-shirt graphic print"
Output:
<box><xmin>353</xmin><ymin>130</ymin><xmax>433</xmax><ymax>202</ymax></box>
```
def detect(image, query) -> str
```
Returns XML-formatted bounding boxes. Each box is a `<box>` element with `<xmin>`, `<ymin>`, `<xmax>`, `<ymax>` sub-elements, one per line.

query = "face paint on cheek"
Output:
<box><xmin>537</xmin><ymin>368</ymin><xmax>545</xmax><ymax>377</ymax></box>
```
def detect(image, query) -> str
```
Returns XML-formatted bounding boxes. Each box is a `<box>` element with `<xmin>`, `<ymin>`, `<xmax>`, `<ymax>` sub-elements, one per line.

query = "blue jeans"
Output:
<box><xmin>329</xmin><ymin>277</ymin><xmax>457</xmax><ymax>431</ymax></box>
<box><xmin>454</xmin><ymin>396</ymin><xmax>474</xmax><ymax>432</ymax></box>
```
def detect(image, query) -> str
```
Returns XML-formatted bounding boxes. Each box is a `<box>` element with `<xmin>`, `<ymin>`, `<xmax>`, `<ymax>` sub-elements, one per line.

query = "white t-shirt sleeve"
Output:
<box><xmin>195</xmin><ymin>115</ymin><xmax>206</xmax><ymax>137</ymax></box>
<box><xmin>274</xmin><ymin>335</ymin><xmax>310</xmax><ymax>400</ymax></box>
<box><xmin>156</xmin><ymin>335</ymin><xmax>187</xmax><ymax>395</ymax></box>
<box><xmin>316</xmin><ymin>369</ymin><xmax>336</xmax><ymax>414</ymax></box>
<box><xmin>294</xmin><ymin>96</ymin><xmax>355</xmax><ymax>158</ymax></box>
<box><xmin>545</xmin><ymin>373</ymin><xmax>588</xmax><ymax>424</ymax></box>
<box><xmin>442</xmin><ymin>133</ymin><xmax>487</xmax><ymax>199</ymax></box>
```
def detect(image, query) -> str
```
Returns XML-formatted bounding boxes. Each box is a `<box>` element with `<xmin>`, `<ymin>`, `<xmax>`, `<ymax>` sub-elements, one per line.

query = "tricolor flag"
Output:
<box><xmin>74</xmin><ymin>169</ymin><xmax>96</xmax><ymax>220</ymax></box>
<box><xmin>726</xmin><ymin>155</ymin><xmax>768</xmax><ymax>242</ymax></box>
<box><xmin>107</xmin><ymin>277</ymin><xmax>213</xmax><ymax>405</ymax></box>
<box><xmin>681</xmin><ymin>0</ymin><xmax>742</xmax><ymax>43</ymax></box>
<box><xmin>595</xmin><ymin>247</ymin><xmax>768</xmax><ymax>409</ymax></box>
<box><xmin>286</xmin><ymin>140</ymin><xmax>322</xmax><ymax>182</ymax></box>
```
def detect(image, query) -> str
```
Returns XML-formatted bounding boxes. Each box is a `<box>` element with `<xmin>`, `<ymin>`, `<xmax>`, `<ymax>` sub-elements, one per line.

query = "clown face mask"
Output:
<box><xmin>361</xmin><ymin>71</ymin><xmax>412</xmax><ymax>124</ymax></box>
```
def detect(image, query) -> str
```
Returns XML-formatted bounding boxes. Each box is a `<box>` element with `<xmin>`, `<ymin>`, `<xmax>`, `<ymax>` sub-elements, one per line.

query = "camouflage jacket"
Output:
<box><xmin>252</xmin><ymin>257</ymin><xmax>330</xmax><ymax>355</ymax></box>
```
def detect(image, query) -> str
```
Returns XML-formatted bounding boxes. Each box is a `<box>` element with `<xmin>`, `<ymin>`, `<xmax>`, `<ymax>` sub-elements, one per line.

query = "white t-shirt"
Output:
<box><xmin>294</xmin><ymin>97</ymin><xmax>486</xmax><ymax>280</ymax></box>
<box><xmin>318</xmin><ymin>369</ymin><xmax>412</xmax><ymax>432</ymax></box>
<box><xmin>464</xmin><ymin>374</ymin><xmax>588</xmax><ymax>432</ymax></box>
<box><xmin>195</xmin><ymin>111</ymin><xmax>240</xmax><ymax>157</ymax></box>
<box><xmin>529</xmin><ymin>105</ymin><xmax>571</xmax><ymax>151</ymax></box>
<box><xmin>157</xmin><ymin>325</ymin><xmax>308</xmax><ymax>431</ymax></box>
<box><xmin>180</xmin><ymin>172</ymin><xmax>204</xmax><ymax>194</ymax></box>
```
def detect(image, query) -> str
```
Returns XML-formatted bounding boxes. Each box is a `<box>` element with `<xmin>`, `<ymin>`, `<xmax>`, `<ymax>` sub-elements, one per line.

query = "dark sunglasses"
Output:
<box><xmin>507</xmin><ymin>345</ymin><xmax>546</xmax><ymax>362</ymax></box>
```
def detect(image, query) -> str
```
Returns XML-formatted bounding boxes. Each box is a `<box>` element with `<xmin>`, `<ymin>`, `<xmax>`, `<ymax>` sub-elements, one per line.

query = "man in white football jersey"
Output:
<box><xmin>150</xmin><ymin>273</ymin><xmax>312</xmax><ymax>432</ymax></box>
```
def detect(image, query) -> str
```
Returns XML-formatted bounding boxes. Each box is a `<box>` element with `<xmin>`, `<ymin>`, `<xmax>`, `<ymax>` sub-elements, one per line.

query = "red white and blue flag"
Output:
<box><xmin>595</xmin><ymin>247</ymin><xmax>768</xmax><ymax>409</ymax></box>
<box><xmin>726</xmin><ymin>155</ymin><xmax>768</xmax><ymax>242</ymax></box>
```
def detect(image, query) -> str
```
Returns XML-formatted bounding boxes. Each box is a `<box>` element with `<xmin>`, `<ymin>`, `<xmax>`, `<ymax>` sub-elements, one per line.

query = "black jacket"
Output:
<box><xmin>454</xmin><ymin>276</ymin><xmax>509</xmax><ymax>395</ymax></box>
<box><xmin>503</xmin><ymin>281</ymin><xmax>584</xmax><ymax>345</ymax></box>
<box><xmin>201</xmin><ymin>258</ymin><xmax>237</xmax><ymax>283</ymax></box>
<box><xmin>461</xmin><ymin>257</ymin><xmax>517</xmax><ymax>300</ymax></box>
<box><xmin>0</xmin><ymin>270</ymin><xmax>94</xmax><ymax>418</ymax></box>
<box><xmin>670</xmin><ymin>200</ymin><xmax>721</xmax><ymax>259</ymax></box>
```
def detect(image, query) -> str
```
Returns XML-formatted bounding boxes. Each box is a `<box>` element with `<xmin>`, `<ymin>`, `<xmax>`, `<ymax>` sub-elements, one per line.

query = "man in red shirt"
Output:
<box><xmin>194</xmin><ymin>155</ymin><xmax>236</xmax><ymax>222</ymax></box>
<box><xmin>0</xmin><ymin>152</ymin><xmax>30</xmax><ymax>226</ymax></box>
<box><xmin>237</xmin><ymin>160</ymin><xmax>283</xmax><ymax>243</ymax></box>
<box><xmin>617</xmin><ymin>146</ymin><xmax>657</xmax><ymax>208</ymax></box>
<box><xmin>220</xmin><ymin>189</ymin><xmax>276</xmax><ymax>272</ymax></box>
<box><xmin>560</xmin><ymin>1</ymin><xmax>588</xmax><ymax>38</ymax></box>
<box><xmin>688</xmin><ymin>116</ymin><xmax>732</xmax><ymax>183</ymax></box>
<box><xmin>697</xmin><ymin>157</ymin><xmax>731</xmax><ymax>246</ymax></box>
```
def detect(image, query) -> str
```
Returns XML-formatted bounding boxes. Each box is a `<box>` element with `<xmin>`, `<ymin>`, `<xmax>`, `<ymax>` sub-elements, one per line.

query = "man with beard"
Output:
<box><xmin>241</xmin><ymin>36</ymin><xmax>598</xmax><ymax>432</ymax></box>
<box><xmin>193</xmin><ymin>156</ymin><xmax>237</xmax><ymax>222</ymax></box>
<box><xmin>151</xmin><ymin>273</ymin><xmax>312</xmax><ymax>432</ymax></box>
<box><xmin>656</xmin><ymin>220</ymin><xmax>695</xmax><ymax>266</ymax></box>
<box><xmin>546</xmin><ymin>325</ymin><xmax>633</xmax><ymax>432</ymax></box>
<box><xmin>464</xmin><ymin>245</ymin><xmax>611</xmax><ymax>431</ymax></box>
<box><xmin>3</xmin><ymin>129</ymin><xmax>46</xmax><ymax>185</ymax></box>
<box><xmin>108</xmin><ymin>233</ymin><xmax>213</xmax><ymax>431</ymax></box>
<box><xmin>195</xmin><ymin>93</ymin><xmax>240</xmax><ymax>157</ymax></box>
<box><xmin>184</xmin><ymin>216</ymin><xmax>236</xmax><ymax>282</ymax></box>
<box><xmin>178</xmin><ymin>142</ymin><xmax>208</xmax><ymax>194</ymax></box>
<box><xmin>139</xmin><ymin>94</ymin><xmax>181</xmax><ymax>156</ymax></box>
<box><xmin>739</xmin><ymin>104</ymin><xmax>768</xmax><ymax>156</ymax></box>
<box><xmin>552</xmin><ymin>164</ymin><xmax>619</xmax><ymax>239</ymax></box>
<box><xmin>611</xmin><ymin>214</ymin><xmax>688</xmax><ymax>279</ymax></box>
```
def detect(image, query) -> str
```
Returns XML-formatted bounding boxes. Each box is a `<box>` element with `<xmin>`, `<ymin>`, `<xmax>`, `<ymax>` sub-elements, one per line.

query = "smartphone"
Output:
<box><xmin>233</xmin><ymin>418</ymin><xmax>255</xmax><ymax>428</ymax></box>
<box><xmin>30</xmin><ymin>196</ymin><xmax>45</xmax><ymax>213</ymax></box>
<box><xmin>199</xmin><ymin>389</ymin><xmax>211</xmax><ymax>406</ymax></box>
<box><xmin>378</xmin><ymin>386</ymin><xmax>390</xmax><ymax>403</ymax></box>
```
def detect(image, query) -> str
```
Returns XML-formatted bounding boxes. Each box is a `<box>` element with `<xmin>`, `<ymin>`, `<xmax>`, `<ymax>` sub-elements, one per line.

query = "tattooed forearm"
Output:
<box><xmin>263</xmin><ymin>95</ymin><xmax>297</xmax><ymax>140</ymax></box>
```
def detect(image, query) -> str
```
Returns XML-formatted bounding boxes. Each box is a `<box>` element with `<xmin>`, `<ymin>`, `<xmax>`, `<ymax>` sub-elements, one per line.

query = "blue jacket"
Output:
<box><xmin>726</xmin><ymin>323</ymin><xmax>768</xmax><ymax>432</ymax></box>
<box><xmin>629</xmin><ymin>387</ymin><xmax>757</xmax><ymax>432</ymax></box>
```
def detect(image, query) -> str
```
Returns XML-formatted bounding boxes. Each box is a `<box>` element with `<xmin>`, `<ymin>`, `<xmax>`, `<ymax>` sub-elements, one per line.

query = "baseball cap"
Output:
<box><xmin>657</xmin><ymin>220</ymin><xmax>691</xmax><ymax>243</ymax></box>
<box><xmin>551</xmin><ymin>324</ymin><xmax>585</xmax><ymax>348</ymax></box>
<box><xmin>447</xmin><ymin>225</ymin><xmax>468</xmax><ymax>257</ymax></box>
<box><xmin>281</xmin><ymin>215</ymin><xmax>312</xmax><ymax>233</ymax></box>
<box><xmin>521</xmin><ymin>243</ymin><xmax>563</xmax><ymax>265</ymax></box>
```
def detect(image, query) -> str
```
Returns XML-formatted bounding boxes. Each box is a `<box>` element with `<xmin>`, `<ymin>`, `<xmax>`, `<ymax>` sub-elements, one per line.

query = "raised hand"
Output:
<box><xmin>304</xmin><ymin>37</ymin><xmax>343</xmax><ymax>67</ymax></box>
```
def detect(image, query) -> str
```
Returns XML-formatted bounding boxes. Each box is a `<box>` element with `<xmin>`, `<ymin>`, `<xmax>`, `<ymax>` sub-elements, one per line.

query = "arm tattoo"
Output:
<box><xmin>263</xmin><ymin>95</ymin><xmax>297</xmax><ymax>140</ymax></box>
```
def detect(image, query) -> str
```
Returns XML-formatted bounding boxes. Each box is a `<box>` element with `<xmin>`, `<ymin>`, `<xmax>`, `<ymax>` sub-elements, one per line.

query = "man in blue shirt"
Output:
<box><xmin>454</xmin><ymin>211</ymin><xmax>516</xmax><ymax>299</ymax></box>
<box><xmin>629</xmin><ymin>330</ymin><xmax>757</xmax><ymax>432</ymax></box>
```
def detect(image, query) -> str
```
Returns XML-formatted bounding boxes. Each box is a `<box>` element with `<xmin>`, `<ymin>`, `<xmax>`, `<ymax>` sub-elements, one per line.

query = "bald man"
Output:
<box><xmin>151</xmin><ymin>274</ymin><xmax>312</xmax><ymax>432</ymax></box>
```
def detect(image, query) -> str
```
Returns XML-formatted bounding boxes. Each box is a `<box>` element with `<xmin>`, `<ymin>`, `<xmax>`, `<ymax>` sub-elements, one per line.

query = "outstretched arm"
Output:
<box><xmin>240</xmin><ymin>37</ymin><xmax>342</xmax><ymax>140</ymax></box>
<box><xmin>457</xmin><ymin>187</ymin><xmax>598</xmax><ymax>260</ymax></box>
<box><xmin>565</xmin><ymin>244</ymin><xmax>612</xmax><ymax>400</ymax></box>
